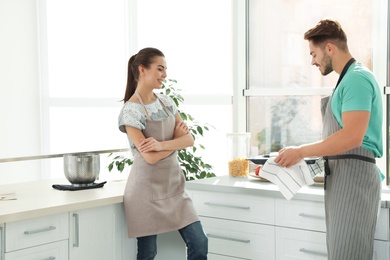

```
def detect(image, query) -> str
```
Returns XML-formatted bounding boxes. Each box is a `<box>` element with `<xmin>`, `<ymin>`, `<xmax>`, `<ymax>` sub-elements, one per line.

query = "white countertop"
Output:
<box><xmin>0</xmin><ymin>179</ymin><xmax>127</xmax><ymax>223</ymax></box>
<box><xmin>1</xmin><ymin>175</ymin><xmax>390</xmax><ymax>223</ymax></box>
<box><xmin>186</xmin><ymin>175</ymin><xmax>390</xmax><ymax>207</ymax></box>
<box><xmin>186</xmin><ymin>175</ymin><xmax>325</xmax><ymax>201</ymax></box>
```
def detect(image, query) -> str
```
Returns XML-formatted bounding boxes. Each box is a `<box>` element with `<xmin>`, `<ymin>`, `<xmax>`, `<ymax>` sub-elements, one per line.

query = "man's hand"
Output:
<box><xmin>274</xmin><ymin>147</ymin><xmax>303</xmax><ymax>168</ymax></box>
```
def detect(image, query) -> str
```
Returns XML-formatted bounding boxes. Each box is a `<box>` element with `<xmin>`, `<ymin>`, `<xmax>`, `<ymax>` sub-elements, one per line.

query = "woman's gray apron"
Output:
<box><xmin>123</xmin><ymin>92</ymin><xmax>199</xmax><ymax>238</ymax></box>
<box><xmin>321</xmin><ymin>96</ymin><xmax>380</xmax><ymax>260</ymax></box>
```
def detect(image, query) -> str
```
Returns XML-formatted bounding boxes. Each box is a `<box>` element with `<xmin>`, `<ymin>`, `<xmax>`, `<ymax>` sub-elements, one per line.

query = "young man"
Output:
<box><xmin>274</xmin><ymin>19</ymin><xmax>383</xmax><ymax>260</ymax></box>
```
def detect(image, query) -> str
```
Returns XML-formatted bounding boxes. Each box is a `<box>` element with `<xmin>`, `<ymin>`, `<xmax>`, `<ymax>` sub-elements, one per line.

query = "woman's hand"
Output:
<box><xmin>138</xmin><ymin>137</ymin><xmax>163</xmax><ymax>153</ymax></box>
<box><xmin>173</xmin><ymin>120</ymin><xmax>189</xmax><ymax>139</ymax></box>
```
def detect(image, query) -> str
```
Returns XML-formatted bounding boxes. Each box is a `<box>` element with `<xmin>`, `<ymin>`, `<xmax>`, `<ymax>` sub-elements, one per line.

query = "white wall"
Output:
<box><xmin>0</xmin><ymin>0</ymin><xmax>42</xmax><ymax>183</ymax></box>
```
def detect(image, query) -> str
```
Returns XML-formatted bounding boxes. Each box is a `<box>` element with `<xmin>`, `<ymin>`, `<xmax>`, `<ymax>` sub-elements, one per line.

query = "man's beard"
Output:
<box><xmin>321</xmin><ymin>51</ymin><xmax>333</xmax><ymax>76</ymax></box>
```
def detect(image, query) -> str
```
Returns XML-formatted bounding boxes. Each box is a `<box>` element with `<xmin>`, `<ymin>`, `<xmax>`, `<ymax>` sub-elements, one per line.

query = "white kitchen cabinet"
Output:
<box><xmin>375</xmin><ymin>208</ymin><xmax>390</xmax><ymax>240</ymax></box>
<box><xmin>121</xmin><ymin>209</ymin><xmax>187</xmax><ymax>260</ymax></box>
<box><xmin>189</xmin><ymin>190</ymin><xmax>275</xmax><ymax>259</ymax></box>
<box><xmin>276</xmin><ymin>227</ymin><xmax>327</xmax><ymax>259</ymax></box>
<box><xmin>192</xmin><ymin>190</ymin><xmax>274</xmax><ymax>225</ymax></box>
<box><xmin>5</xmin><ymin>212</ymin><xmax>68</xmax><ymax>252</ymax></box>
<box><xmin>155</xmin><ymin>231</ymin><xmax>186</xmax><ymax>260</ymax></box>
<box><xmin>374</xmin><ymin>208</ymin><xmax>390</xmax><ymax>260</ymax></box>
<box><xmin>3</xmin><ymin>212</ymin><xmax>68</xmax><ymax>260</ymax></box>
<box><xmin>275</xmin><ymin>199</ymin><xmax>390</xmax><ymax>259</ymax></box>
<box><xmin>275</xmin><ymin>199</ymin><xmax>328</xmax><ymax>259</ymax></box>
<box><xmin>208</xmin><ymin>253</ymin><xmax>244</xmax><ymax>260</ymax></box>
<box><xmin>275</xmin><ymin>198</ymin><xmax>326</xmax><ymax>232</ymax></box>
<box><xmin>373</xmin><ymin>239</ymin><xmax>390</xmax><ymax>260</ymax></box>
<box><xmin>120</xmin><ymin>206</ymin><xmax>137</xmax><ymax>260</ymax></box>
<box><xmin>200</xmin><ymin>216</ymin><xmax>275</xmax><ymax>259</ymax></box>
<box><xmin>1</xmin><ymin>204</ymin><xmax>137</xmax><ymax>260</ymax></box>
<box><xmin>0</xmin><ymin>225</ymin><xmax>4</xmax><ymax>260</ymax></box>
<box><xmin>187</xmin><ymin>182</ymin><xmax>390</xmax><ymax>260</ymax></box>
<box><xmin>69</xmin><ymin>203</ymin><xmax>123</xmax><ymax>260</ymax></box>
<box><xmin>5</xmin><ymin>240</ymin><xmax>68</xmax><ymax>260</ymax></box>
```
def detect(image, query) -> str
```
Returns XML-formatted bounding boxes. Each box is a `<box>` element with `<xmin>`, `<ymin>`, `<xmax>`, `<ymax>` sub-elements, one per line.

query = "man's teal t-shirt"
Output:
<box><xmin>330</xmin><ymin>61</ymin><xmax>383</xmax><ymax>158</ymax></box>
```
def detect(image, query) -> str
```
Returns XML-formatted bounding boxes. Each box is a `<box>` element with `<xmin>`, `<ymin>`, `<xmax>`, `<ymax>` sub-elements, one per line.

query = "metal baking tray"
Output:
<box><xmin>247</xmin><ymin>157</ymin><xmax>318</xmax><ymax>165</ymax></box>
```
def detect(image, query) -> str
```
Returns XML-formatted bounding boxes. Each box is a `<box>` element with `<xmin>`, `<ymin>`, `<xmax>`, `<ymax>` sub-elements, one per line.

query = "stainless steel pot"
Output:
<box><xmin>63</xmin><ymin>153</ymin><xmax>100</xmax><ymax>186</ymax></box>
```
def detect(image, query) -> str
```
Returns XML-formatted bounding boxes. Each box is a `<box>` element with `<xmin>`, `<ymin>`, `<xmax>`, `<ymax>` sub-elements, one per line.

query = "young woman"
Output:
<box><xmin>118</xmin><ymin>47</ymin><xmax>208</xmax><ymax>260</ymax></box>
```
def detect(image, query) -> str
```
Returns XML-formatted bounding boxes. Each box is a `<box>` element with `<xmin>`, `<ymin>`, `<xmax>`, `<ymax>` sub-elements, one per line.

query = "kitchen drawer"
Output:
<box><xmin>275</xmin><ymin>198</ymin><xmax>326</xmax><ymax>232</ymax></box>
<box><xmin>276</xmin><ymin>199</ymin><xmax>389</xmax><ymax>240</ymax></box>
<box><xmin>208</xmin><ymin>253</ymin><xmax>245</xmax><ymax>260</ymax></box>
<box><xmin>200</xmin><ymin>216</ymin><xmax>275</xmax><ymax>260</ymax></box>
<box><xmin>375</xmin><ymin>208</ymin><xmax>389</xmax><ymax>241</ymax></box>
<box><xmin>5</xmin><ymin>212</ymin><xmax>68</xmax><ymax>252</ymax></box>
<box><xmin>192</xmin><ymin>190</ymin><xmax>274</xmax><ymax>225</ymax></box>
<box><xmin>276</xmin><ymin>227</ymin><xmax>327</xmax><ymax>259</ymax></box>
<box><xmin>5</xmin><ymin>240</ymin><xmax>68</xmax><ymax>260</ymax></box>
<box><xmin>373</xmin><ymin>240</ymin><xmax>390</xmax><ymax>260</ymax></box>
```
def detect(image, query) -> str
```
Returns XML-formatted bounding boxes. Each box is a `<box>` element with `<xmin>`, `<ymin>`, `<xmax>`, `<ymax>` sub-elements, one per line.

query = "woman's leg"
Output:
<box><xmin>179</xmin><ymin>221</ymin><xmax>208</xmax><ymax>260</ymax></box>
<box><xmin>137</xmin><ymin>235</ymin><xmax>157</xmax><ymax>260</ymax></box>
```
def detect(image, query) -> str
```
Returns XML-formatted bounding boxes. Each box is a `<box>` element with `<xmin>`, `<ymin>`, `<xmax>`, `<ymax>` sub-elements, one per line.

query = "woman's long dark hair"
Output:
<box><xmin>123</xmin><ymin>47</ymin><xmax>165</xmax><ymax>103</ymax></box>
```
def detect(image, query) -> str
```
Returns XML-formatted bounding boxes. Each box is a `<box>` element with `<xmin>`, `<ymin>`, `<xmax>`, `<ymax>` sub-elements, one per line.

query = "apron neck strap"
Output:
<box><xmin>135</xmin><ymin>91</ymin><xmax>151</xmax><ymax>120</ymax></box>
<box><xmin>135</xmin><ymin>91</ymin><xmax>172</xmax><ymax>120</ymax></box>
<box><xmin>335</xmin><ymin>57</ymin><xmax>355</xmax><ymax>89</ymax></box>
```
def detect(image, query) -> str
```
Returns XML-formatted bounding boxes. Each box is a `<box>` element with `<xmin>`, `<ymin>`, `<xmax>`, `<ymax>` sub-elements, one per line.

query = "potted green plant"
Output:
<box><xmin>108</xmin><ymin>79</ymin><xmax>216</xmax><ymax>181</ymax></box>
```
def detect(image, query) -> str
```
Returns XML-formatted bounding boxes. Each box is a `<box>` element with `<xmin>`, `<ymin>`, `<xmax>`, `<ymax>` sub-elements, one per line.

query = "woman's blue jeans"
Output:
<box><xmin>136</xmin><ymin>221</ymin><xmax>208</xmax><ymax>260</ymax></box>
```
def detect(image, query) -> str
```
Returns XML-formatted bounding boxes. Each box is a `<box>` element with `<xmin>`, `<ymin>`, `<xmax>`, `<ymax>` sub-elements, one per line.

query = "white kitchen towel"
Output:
<box><xmin>259</xmin><ymin>157</ymin><xmax>314</xmax><ymax>200</ymax></box>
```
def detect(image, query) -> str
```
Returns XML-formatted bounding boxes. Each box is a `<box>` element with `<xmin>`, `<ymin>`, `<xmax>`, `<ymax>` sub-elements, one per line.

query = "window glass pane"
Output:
<box><xmin>48</xmin><ymin>107</ymin><xmax>126</xmax><ymax>154</ymax></box>
<box><xmin>247</xmin><ymin>0</ymin><xmax>376</xmax><ymax>168</ymax></box>
<box><xmin>135</xmin><ymin>0</ymin><xmax>234</xmax><ymax>175</ymax></box>
<box><xmin>45</xmin><ymin>0</ymin><xmax>127</xmax><ymax>98</ymax></box>
<box><xmin>248</xmin><ymin>96</ymin><xmax>324</xmax><ymax>155</ymax></box>
<box><xmin>136</xmin><ymin>0</ymin><xmax>233</xmax><ymax>95</ymax></box>
<box><xmin>248</xmin><ymin>0</ymin><xmax>373</xmax><ymax>89</ymax></box>
<box><xmin>180</xmin><ymin>104</ymin><xmax>233</xmax><ymax>175</ymax></box>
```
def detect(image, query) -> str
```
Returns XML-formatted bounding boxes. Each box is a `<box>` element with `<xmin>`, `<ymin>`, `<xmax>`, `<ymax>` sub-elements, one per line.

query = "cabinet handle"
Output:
<box><xmin>204</xmin><ymin>202</ymin><xmax>250</xmax><ymax>210</ymax></box>
<box><xmin>299</xmin><ymin>248</ymin><xmax>327</xmax><ymax>256</ymax></box>
<box><xmin>0</xmin><ymin>226</ymin><xmax>4</xmax><ymax>256</ymax></box>
<box><xmin>24</xmin><ymin>226</ymin><xmax>56</xmax><ymax>235</ymax></box>
<box><xmin>42</xmin><ymin>257</ymin><xmax>56</xmax><ymax>260</ymax></box>
<box><xmin>73</xmin><ymin>213</ymin><xmax>80</xmax><ymax>247</ymax></box>
<box><xmin>207</xmin><ymin>233</ymin><xmax>250</xmax><ymax>244</ymax></box>
<box><xmin>298</xmin><ymin>213</ymin><xmax>325</xmax><ymax>220</ymax></box>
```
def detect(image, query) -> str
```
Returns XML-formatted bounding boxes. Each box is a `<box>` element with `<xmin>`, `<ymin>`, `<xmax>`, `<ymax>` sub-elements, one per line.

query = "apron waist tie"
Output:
<box><xmin>323</xmin><ymin>154</ymin><xmax>376</xmax><ymax>190</ymax></box>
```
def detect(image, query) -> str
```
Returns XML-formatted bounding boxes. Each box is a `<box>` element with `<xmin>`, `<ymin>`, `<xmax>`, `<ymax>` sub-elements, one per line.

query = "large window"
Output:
<box><xmin>2</xmin><ymin>0</ymin><xmax>387</xmax><ymax>184</ymax></box>
<box><xmin>247</xmin><ymin>0</ymin><xmax>378</xmax><ymax>153</ymax></box>
<box><xmin>41</xmin><ymin>0</ymin><xmax>233</xmax><ymax>178</ymax></box>
<box><xmin>40</xmin><ymin>0</ymin><xmax>128</xmax><ymax>179</ymax></box>
<box><xmin>246</xmin><ymin>0</ymin><xmax>388</xmax><ymax>183</ymax></box>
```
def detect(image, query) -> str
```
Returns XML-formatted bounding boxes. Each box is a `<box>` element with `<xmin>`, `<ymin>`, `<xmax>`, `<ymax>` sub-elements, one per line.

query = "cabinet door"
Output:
<box><xmin>5</xmin><ymin>240</ymin><xmax>68</xmax><ymax>260</ymax></box>
<box><xmin>373</xmin><ymin>240</ymin><xmax>390</xmax><ymax>260</ymax></box>
<box><xmin>200</xmin><ymin>216</ymin><xmax>275</xmax><ymax>260</ymax></box>
<box><xmin>276</xmin><ymin>227</ymin><xmax>327</xmax><ymax>259</ymax></box>
<box><xmin>1</xmin><ymin>224</ymin><xmax>4</xmax><ymax>259</ymax></box>
<box><xmin>155</xmin><ymin>231</ymin><xmax>186</xmax><ymax>260</ymax></box>
<box><xmin>375</xmin><ymin>208</ymin><xmax>389</xmax><ymax>241</ymax></box>
<box><xmin>69</xmin><ymin>204</ymin><xmax>122</xmax><ymax>260</ymax></box>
